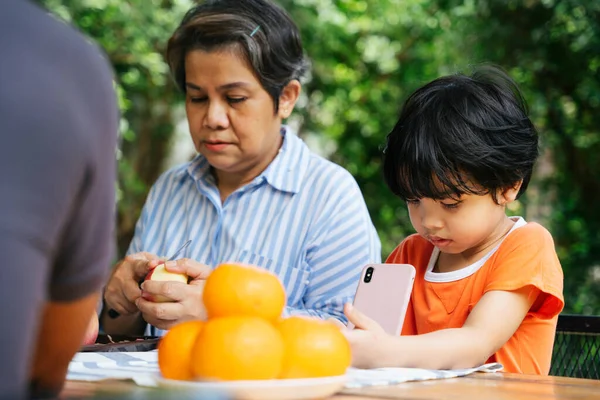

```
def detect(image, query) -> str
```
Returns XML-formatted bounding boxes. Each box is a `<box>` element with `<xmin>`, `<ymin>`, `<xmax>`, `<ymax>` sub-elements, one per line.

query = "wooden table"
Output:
<box><xmin>61</xmin><ymin>373</ymin><xmax>600</xmax><ymax>399</ymax></box>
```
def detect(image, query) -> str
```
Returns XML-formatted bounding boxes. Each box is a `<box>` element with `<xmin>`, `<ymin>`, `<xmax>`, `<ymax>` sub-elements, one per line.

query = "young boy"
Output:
<box><xmin>343</xmin><ymin>65</ymin><xmax>564</xmax><ymax>375</ymax></box>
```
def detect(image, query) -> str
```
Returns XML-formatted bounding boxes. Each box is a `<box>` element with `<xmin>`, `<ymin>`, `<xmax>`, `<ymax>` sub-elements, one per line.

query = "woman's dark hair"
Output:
<box><xmin>383</xmin><ymin>64</ymin><xmax>539</xmax><ymax>204</ymax></box>
<box><xmin>166</xmin><ymin>0</ymin><xmax>309</xmax><ymax>112</ymax></box>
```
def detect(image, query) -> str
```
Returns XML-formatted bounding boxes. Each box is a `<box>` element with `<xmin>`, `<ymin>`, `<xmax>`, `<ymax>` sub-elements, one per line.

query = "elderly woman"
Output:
<box><xmin>102</xmin><ymin>0</ymin><xmax>380</xmax><ymax>337</ymax></box>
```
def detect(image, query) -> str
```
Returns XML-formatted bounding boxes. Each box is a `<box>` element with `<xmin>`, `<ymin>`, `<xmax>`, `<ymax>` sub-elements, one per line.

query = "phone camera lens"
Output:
<box><xmin>364</xmin><ymin>266</ymin><xmax>374</xmax><ymax>283</ymax></box>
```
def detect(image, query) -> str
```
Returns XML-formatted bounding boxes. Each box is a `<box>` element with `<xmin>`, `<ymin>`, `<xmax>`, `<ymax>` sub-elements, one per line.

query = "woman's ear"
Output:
<box><xmin>277</xmin><ymin>80</ymin><xmax>301</xmax><ymax>119</ymax></box>
<box><xmin>498</xmin><ymin>180</ymin><xmax>523</xmax><ymax>205</ymax></box>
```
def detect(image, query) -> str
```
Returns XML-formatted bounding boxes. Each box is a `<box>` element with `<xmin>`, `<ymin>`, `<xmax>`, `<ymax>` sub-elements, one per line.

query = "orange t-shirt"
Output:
<box><xmin>388</xmin><ymin>221</ymin><xmax>564</xmax><ymax>374</ymax></box>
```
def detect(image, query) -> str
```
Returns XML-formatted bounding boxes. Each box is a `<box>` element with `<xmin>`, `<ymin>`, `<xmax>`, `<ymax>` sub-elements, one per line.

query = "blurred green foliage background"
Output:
<box><xmin>38</xmin><ymin>0</ymin><xmax>599</xmax><ymax>314</ymax></box>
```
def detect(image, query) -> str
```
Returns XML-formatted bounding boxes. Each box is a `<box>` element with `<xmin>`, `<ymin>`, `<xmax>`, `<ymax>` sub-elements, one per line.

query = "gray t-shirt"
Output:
<box><xmin>0</xmin><ymin>0</ymin><xmax>118</xmax><ymax>397</ymax></box>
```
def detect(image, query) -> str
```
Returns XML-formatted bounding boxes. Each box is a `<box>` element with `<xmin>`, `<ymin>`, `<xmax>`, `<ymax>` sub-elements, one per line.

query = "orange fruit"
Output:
<box><xmin>191</xmin><ymin>316</ymin><xmax>284</xmax><ymax>381</ymax></box>
<box><xmin>277</xmin><ymin>316</ymin><xmax>351</xmax><ymax>379</ymax></box>
<box><xmin>203</xmin><ymin>263</ymin><xmax>286</xmax><ymax>321</ymax></box>
<box><xmin>158</xmin><ymin>320</ymin><xmax>204</xmax><ymax>380</ymax></box>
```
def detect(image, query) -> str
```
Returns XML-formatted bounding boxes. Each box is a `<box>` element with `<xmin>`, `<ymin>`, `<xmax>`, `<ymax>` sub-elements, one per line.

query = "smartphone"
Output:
<box><xmin>347</xmin><ymin>264</ymin><xmax>416</xmax><ymax>335</ymax></box>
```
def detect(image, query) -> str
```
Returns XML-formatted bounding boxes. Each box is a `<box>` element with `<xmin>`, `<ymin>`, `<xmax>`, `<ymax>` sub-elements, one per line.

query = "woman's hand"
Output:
<box><xmin>136</xmin><ymin>258</ymin><xmax>211</xmax><ymax>330</ymax></box>
<box><xmin>341</xmin><ymin>303</ymin><xmax>392</xmax><ymax>369</ymax></box>
<box><xmin>103</xmin><ymin>252</ymin><xmax>160</xmax><ymax>316</ymax></box>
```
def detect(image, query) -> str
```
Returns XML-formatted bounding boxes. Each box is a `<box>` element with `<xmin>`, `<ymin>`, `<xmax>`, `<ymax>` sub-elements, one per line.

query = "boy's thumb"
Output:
<box><xmin>344</xmin><ymin>303</ymin><xmax>381</xmax><ymax>332</ymax></box>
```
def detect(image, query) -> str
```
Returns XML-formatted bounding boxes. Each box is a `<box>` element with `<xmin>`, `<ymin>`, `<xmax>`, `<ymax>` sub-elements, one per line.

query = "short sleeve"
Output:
<box><xmin>0</xmin><ymin>34</ymin><xmax>119</xmax><ymax>302</ymax></box>
<box><xmin>485</xmin><ymin>223</ymin><xmax>564</xmax><ymax>319</ymax></box>
<box><xmin>48</xmin><ymin>48</ymin><xmax>119</xmax><ymax>301</ymax></box>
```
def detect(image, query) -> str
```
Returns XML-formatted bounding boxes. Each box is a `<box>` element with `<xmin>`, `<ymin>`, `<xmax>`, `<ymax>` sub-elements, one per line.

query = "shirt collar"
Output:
<box><xmin>185</xmin><ymin>125</ymin><xmax>310</xmax><ymax>194</ymax></box>
<box><xmin>186</xmin><ymin>154</ymin><xmax>212</xmax><ymax>184</ymax></box>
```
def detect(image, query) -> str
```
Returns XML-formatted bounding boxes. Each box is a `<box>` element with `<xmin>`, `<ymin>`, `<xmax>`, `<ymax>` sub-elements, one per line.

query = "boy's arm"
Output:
<box><xmin>346</xmin><ymin>287</ymin><xmax>537</xmax><ymax>369</ymax></box>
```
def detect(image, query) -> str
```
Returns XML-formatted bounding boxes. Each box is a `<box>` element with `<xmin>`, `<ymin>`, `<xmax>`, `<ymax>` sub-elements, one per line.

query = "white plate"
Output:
<box><xmin>155</xmin><ymin>374</ymin><xmax>347</xmax><ymax>400</ymax></box>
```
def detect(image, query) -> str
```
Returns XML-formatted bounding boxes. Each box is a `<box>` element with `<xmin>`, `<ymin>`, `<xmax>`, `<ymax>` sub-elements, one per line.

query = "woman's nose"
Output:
<box><xmin>204</xmin><ymin>101</ymin><xmax>229</xmax><ymax>129</ymax></box>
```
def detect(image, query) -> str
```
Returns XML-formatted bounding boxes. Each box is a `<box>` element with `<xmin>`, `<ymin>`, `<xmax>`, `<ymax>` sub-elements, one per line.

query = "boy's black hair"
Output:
<box><xmin>383</xmin><ymin>64</ymin><xmax>539</xmax><ymax>204</ymax></box>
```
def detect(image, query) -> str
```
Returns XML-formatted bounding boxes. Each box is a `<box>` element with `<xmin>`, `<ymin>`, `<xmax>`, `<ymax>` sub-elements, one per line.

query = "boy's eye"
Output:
<box><xmin>190</xmin><ymin>97</ymin><xmax>207</xmax><ymax>103</ymax></box>
<box><xmin>227</xmin><ymin>96</ymin><xmax>247</xmax><ymax>104</ymax></box>
<box><xmin>406</xmin><ymin>199</ymin><xmax>420</xmax><ymax>206</ymax></box>
<box><xmin>441</xmin><ymin>201</ymin><xmax>461</xmax><ymax>210</ymax></box>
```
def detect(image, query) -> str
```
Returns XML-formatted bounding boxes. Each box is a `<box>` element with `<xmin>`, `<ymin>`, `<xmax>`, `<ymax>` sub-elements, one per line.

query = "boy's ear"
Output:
<box><xmin>277</xmin><ymin>79</ymin><xmax>301</xmax><ymax>119</ymax></box>
<box><xmin>498</xmin><ymin>180</ymin><xmax>523</xmax><ymax>205</ymax></box>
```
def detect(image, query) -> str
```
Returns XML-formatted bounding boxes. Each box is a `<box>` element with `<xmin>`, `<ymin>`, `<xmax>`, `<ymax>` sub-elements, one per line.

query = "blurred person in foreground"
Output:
<box><xmin>0</xmin><ymin>0</ymin><xmax>118</xmax><ymax>397</ymax></box>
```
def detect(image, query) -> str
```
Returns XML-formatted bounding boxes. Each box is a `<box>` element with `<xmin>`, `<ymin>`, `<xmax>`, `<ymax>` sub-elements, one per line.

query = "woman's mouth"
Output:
<box><xmin>203</xmin><ymin>141</ymin><xmax>231</xmax><ymax>152</ymax></box>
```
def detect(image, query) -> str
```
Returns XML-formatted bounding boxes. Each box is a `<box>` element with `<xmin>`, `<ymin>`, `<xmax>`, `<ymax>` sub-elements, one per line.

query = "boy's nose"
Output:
<box><xmin>421</xmin><ymin>214</ymin><xmax>444</xmax><ymax>231</ymax></box>
<box><xmin>419</xmin><ymin>201</ymin><xmax>444</xmax><ymax>231</ymax></box>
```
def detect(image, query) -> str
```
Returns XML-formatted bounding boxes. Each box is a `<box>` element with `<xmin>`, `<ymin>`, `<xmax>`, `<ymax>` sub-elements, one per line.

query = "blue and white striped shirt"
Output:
<box><xmin>128</xmin><ymin>128</ymin><xmax>381</xmax><ymax>336</ymax></box>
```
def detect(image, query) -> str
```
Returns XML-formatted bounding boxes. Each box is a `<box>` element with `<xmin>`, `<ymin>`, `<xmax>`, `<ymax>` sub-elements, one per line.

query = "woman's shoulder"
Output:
<box><xmin>308</xmin><ymin>153</ymin><xmax>356</xmax><ymax>182</ymax></box>
<box><xmin>281</xmin><ymin>134</ymin><xmax>360</xmax><ymax>200</ymax></box>
<box><xmin>148</xmin><ymin>159</ymin><xmax>199</xmax><ymax>193</ymax></box>
<box><xmin>284</xmin><ymin>131</ymin><xmax>356</xmax><ymax>182</ymax></box>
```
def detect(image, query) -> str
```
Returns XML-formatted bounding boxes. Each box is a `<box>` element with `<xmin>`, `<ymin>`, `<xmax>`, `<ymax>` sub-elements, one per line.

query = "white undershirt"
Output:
<box><xmin>424</xmin><ymin>216</ymin><xmax>527</xmax><ymax>283</ymax></box>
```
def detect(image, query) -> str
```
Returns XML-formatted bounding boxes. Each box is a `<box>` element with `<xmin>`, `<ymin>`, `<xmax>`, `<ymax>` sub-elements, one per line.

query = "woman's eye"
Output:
<box><xmin>190</xmin><ymin>97</ymin><xmax>207</xmax><ymax>103</ymax></box>
<box><xmin>227</xmin><ymin>97</ymin><xmax>247</xmax><ymax>104</ymax></box>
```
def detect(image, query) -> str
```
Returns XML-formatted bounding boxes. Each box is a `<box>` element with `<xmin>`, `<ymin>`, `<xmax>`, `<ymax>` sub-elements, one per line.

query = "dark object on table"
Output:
<box><xmin>80</xmin><ymin>334</ymin><xmax>160</xmax><ymax>352</ymax></box>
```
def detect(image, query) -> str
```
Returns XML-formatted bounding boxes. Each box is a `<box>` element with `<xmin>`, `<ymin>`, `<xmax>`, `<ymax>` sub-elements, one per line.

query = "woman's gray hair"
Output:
<box><xmin>167</xmin><ymin>0</ymin><xmax>309</xmax><ymax>112</ymax></box>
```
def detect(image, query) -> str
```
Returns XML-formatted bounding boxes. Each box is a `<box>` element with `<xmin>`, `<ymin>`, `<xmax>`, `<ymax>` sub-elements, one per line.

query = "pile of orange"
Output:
<box><xmin>158</xmin><ymin>263</ymin><xmax>351</xmax><ymax>381</ymax></box>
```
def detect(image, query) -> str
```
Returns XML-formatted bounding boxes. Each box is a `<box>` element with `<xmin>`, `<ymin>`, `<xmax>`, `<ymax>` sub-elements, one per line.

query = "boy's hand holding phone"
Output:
<box><xmin>341</xmin><ymin>303</ymin><xmax>392</xmax><ymax>369</ymax></box>
<box><xmin>334</xmin><ymin>263</ymin><xmax>415</xmax><ymax>368</ymax></box>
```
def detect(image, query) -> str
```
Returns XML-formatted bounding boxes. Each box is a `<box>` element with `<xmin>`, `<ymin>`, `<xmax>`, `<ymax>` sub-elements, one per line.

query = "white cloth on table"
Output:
<box><xmin>67</xmin><ymin>351</ymin><xmax>503</xmax><ymax>388</ymax></box>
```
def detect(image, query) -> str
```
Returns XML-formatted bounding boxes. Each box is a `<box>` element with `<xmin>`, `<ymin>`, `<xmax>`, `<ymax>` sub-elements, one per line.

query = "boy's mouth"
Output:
<box><xmin>428</xmin><ymin>236</ymin><xmax>452</xmax><ymax>247</ymax></box>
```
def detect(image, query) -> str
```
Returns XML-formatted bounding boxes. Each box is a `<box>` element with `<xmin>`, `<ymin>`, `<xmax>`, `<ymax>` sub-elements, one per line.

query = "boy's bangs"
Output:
<box><xmin>392</xmin><ymin>161</ymin><xmax>488</xmax><ymax>202</ymax></box>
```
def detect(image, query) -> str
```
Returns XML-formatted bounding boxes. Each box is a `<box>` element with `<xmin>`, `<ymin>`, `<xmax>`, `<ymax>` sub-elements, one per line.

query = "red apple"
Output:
<box><xmin>82</xmin><ymin>313</ymin><xmax>99</xmax><ymax>345</ymax></box>
<box><xmin>144</xmin><ymin>263</ymin><xmax>189</xmax><ymax>302</ymax></box>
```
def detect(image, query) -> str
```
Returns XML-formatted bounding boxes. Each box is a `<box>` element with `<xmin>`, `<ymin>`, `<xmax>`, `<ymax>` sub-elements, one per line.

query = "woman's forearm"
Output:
<box><xmin>100</xmin><ymin>308</ymin><xmax>147</xmax><ymax>336</ymax></box>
